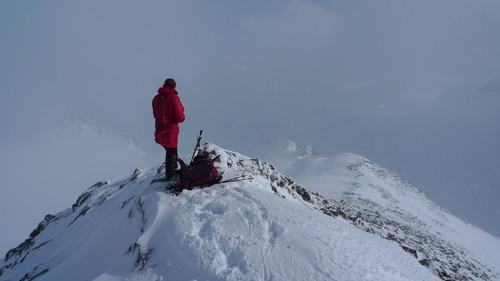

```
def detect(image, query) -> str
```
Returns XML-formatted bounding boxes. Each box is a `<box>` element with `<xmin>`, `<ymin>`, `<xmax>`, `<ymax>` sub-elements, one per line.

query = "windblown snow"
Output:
<box><xmin>0</xmin><ymin>118</ymin><xmax>157</xmax><ymax>256</ymax></box>
<box><xmin>1</xmin><ymin>142</ymin><xmax>498</xmax><ymax>281</ymax></box>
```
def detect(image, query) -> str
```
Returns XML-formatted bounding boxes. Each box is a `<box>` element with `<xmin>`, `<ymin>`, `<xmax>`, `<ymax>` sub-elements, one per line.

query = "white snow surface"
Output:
<box><xmin>0</xmin><ymin>118</ymin><xmax>157</xmax><ymax>255</ymax></box>
<box><xmin>2</xmin><ymin>142</ymin><xmax>499</xmax><ymax>281</ymax></box>
<box><xmin>251</xmin><ymin>140</ymin><xmax>500</xmax><ymax>280</ymax></box>
<box><xmin>0</xmin><ymin>143</ymin><xmax>444</xmax><ymax>281</ymax></box>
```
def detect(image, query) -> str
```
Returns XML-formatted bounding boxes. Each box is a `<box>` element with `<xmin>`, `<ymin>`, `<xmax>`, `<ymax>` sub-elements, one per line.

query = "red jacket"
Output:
<box><xmin>152</xmin><ymin>86</ymin><xmax>185</xmax><ymax>148</ymax></box>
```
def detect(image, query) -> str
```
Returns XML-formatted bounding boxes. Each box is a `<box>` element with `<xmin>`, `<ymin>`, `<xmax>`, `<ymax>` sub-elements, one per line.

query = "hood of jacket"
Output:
<box><xmin>157</xmin><ymin>86</ymin><xmax>178</xmax><ymax>96</ymax></box>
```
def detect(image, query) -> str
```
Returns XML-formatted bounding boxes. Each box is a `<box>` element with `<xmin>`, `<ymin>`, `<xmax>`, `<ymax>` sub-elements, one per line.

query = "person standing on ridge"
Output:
<box><xmin>152</xmin><ymin>78</ymin><xmax>185</xmax><ymax>181</ymax></box>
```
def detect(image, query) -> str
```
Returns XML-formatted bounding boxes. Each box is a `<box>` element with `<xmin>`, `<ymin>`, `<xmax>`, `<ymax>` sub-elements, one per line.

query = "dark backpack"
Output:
<box><xmin>176</xmin><ymin>154</ymin><xmax>222</xmax><ymax>190</ymax></box>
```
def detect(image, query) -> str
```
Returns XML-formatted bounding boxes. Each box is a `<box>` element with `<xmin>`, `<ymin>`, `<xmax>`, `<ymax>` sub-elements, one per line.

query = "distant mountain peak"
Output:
<box><xmin>265</xmin><ymin>139</ymin><xmax>319</xmax><ymax>155</ymax></box>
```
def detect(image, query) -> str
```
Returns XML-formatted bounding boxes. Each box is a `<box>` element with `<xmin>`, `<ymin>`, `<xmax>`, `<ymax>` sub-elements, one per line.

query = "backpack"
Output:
<box><xmin>176</xmin><ymin>154</ymin><xmax>222</xmax><ymax>190</ymax></box>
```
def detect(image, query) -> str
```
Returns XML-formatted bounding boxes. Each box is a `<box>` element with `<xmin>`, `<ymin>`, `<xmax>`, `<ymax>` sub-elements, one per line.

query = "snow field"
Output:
<box><xmin>0</xmin><ymin>143</ymin><xmax>450</xmax><ymax>281</ymax></box>
<box><xmin>129</xmin><ymin>177</ymin><xmax>440</xmax><ymax>281</ymax></box>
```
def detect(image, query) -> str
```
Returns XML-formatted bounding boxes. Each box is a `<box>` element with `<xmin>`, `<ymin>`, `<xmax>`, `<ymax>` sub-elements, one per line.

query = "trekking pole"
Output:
<box><xmin>219</xmin><ymin>174</ymin><xmax>254</xmax><ymax>184</ymax></box>
<box><xmin>190</xmin><ymin>130</ymin><xmax>203</xmax><ymax>164</ymax></box>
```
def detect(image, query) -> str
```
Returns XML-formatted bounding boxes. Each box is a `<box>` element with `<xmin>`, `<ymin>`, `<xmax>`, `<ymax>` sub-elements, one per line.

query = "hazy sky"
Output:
<box><xmin>1</xmin><ymin>0</ymin><xmax>499</xmax><ymax>247</ymax></box>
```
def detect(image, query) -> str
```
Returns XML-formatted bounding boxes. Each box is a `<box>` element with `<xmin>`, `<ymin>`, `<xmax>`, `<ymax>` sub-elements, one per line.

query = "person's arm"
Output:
<box><xmin>172</xmin><ymin>96</ymin><xmax>185</xmax><ymax>123</ymax></box>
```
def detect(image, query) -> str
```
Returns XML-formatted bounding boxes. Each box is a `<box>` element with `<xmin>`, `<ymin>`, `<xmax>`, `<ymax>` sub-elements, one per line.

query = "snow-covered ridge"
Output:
<box><xmin>253</xmin><ymin>141</ymin><xmax>499</xmax><ymax>280</ymax></box>
<box><xmin>254</xmin><ymin>140</ymin><xmax>500</xmax><ymax>280</ymax></box>
<box><xmin>0</xmin><ymin>118</ymin><xmax>158</xmax><ymax>257</ymax></box>
<box><xmin>312</xmin><ymin>155</ymin><xmax>499</xmax><ymax>281</ymax></box>
<box><xmin>1</xmin><ymin>143</ymin><xmax>498</xmax><ymax>281</ymax></box>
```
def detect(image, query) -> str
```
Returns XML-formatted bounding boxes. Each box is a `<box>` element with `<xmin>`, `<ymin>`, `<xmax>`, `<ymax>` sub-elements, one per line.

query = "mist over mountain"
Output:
<box><xmin>1</xmin><ymin>0</ymin><xmax>499</xmax><ymax>243</ymax></box>
<box><xmin>1</xmin><ymin>3</ymin><xmax>499</xmax><ymax>278</ymax></box>
<box><xmin>1</xmin><ymin>143</ymin><xmax>498</xmax><ymax>281</ymax></box>
<box><xmin>0</xmin><ymin>118</ymin><xmax>157</xmax><ymax>255</ymax></box>
<box><xmin>282</xmin><ymin>78</ymin><xmax>500</xmax><ymax>237</ymax></box>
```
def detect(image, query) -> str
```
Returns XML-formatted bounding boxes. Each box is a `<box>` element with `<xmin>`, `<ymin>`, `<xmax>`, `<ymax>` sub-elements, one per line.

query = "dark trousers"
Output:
<box><xmin>164</xmin><ymin>147</ymin><xmax>178</xmax><ymax>181</ymax></box>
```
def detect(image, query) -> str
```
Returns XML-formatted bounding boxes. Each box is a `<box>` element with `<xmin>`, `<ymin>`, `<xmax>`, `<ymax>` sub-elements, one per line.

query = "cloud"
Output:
<box><xmin>244</xmin><ymin>1</ymin><xmax>341</xmax><ymax>48</ymax></box>
<box><xmin>2</xmin><ymin>0</ymin><xmax>499</xmax><ymax>138</ymax></box>
<box><xmin>0</xmin><ymin>0</ymin><xmax>499</xmax><ymax>238</ymax></box>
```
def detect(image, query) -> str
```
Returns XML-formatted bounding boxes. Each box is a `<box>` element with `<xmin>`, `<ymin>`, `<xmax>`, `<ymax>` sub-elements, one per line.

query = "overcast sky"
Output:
<box><xmin>1</xmin><ymin>0</ymin><xmax>499</xmax><ymax>246</ymax></box>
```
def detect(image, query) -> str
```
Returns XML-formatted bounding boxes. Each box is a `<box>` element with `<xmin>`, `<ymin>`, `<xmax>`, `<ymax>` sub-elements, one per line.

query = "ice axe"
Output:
<box><xmin>190</xmin><ymin>130</ymin><xmax>203</xmax><ymax>164</ymax></box>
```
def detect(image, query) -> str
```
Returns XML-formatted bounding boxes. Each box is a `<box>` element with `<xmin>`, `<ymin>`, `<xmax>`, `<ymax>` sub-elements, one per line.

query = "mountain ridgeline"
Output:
<box><xmin>1</xmin><ymin>143</ymin><xmax>498</xmax><ymax>281</ymax></box>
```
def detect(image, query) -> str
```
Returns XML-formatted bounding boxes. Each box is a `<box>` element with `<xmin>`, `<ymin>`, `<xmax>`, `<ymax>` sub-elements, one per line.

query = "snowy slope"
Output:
<box><xmin>251</xmin><ymin>140</ymin><xmax>500</xmax><ymax>280</ymax></box>
<box><xmin>0</xmin><ymin>143</ymin><xmax>444</xmax><ymax>281</ymax></box>
<box><xmin>0</xmin><ymin>118</ymin><xmax>157</xmax><ymax>256</ymax></box>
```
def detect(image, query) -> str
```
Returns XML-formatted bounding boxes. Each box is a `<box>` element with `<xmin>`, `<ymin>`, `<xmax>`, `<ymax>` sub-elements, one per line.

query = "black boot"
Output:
<box><xmin>164</xmin><ymin>147</ymin><xmax>178</xmax><ymax>181</ymax></box>
<box><xmin>165</xmin><ymin>158</ymin><xmax>178</xmax><ymax>182</ymax></box>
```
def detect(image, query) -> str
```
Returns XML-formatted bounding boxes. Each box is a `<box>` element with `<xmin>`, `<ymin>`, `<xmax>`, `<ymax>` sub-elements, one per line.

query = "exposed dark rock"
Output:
<box><xmin>91</xmin><ymin>181</ymin><xmax>108</xmax><ymax>188</ymax></box>
<box><xmin>32</xmin><ymin>240</ymin><xmax>53</xmax><ymax>251</ymax></box>
<box><xmin>72</xmin><ymin>191</ymin><xmax>93</xmax><ymax>211</ymax></box>
<box><xmin>125</xmin><ymin>242</ymin><xmax>154</xmax><ymax>271</ymax></box>
<box><xmin>4</xmin><ymin>215</ymin><xmax>55</xmax><ymax>263</ymax></box>
<box><xmin>120</xmin><ymin>169</ymin><xmax>142</xmax><ymax>189</ymax></box>
<box><xmin>19</xmin><ymin>265</ymin><xmax>49</xmax><ymax>281</ymax></box>
<box><xmin>400</xmin><ymin>245</ymin><xmax>418</xmax><ymax>259</ymax></box>
<box><xmin>67</xmin><ymin>205</ymin><xmax>92</xmax><ymax>227</ymax></box>
<box><xmin>291</xmin><ymin>185</ymin><xmax>312</xmax><ymax>203</ymax></box>
<box><xmin>121</xmin><ymin>196</ymin><xmax>136</xmax><ymax>209</ymax></box>
<box><xmin>131</xmin><ymin>168</ymin><xmax>141</xmax><ymax>182</ymax></box>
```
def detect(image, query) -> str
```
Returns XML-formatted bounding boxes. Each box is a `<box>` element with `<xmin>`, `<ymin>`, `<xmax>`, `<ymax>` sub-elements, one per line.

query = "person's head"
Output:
<box><xmin>163</xmin><ymin>78</ymin><xmax>176</xmax><ymax>89</ymax></box>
